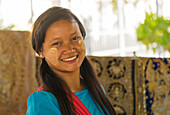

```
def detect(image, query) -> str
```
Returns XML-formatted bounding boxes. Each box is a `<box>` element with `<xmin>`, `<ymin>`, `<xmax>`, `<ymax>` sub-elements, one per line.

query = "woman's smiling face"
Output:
<box><xmin>40</xmin><ymin>20</ymin><xmax>86</xmax><ymax>73</ymax></box>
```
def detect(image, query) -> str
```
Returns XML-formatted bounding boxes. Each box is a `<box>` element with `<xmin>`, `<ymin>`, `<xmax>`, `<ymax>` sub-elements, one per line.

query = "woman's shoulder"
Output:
<box><xmin>28</xmin><ymin>90</ymin><xmax>55</xmax><ymax>100</ymax></box>
<box><xmin>27</xmin><ymin>91</ymin><xmax>60</xmax><ymax>115</ymax></box>
<box><xmin>27</xmin><ymin>90</ymin><xmax>59</xmax><ymax>106</ymax></box>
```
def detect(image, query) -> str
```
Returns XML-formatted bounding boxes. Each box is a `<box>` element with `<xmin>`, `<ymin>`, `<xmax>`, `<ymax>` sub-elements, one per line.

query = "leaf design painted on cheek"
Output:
<box><xmin>78</xmin><ymin>40</ymin><xmax>86</xmax><ymax>54</ymax></box>
<box><xmin>47</xmin><ymin>48</ymin><xmax>59</xmax><ymax>65</ymax></box>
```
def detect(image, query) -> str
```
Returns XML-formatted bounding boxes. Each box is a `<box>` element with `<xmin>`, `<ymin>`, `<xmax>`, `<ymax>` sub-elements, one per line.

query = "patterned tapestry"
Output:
<box><xmin>0</xmin><ymin>31</ymin><xmax>37</xmax><ymax>115</ymax></box>
<box><xmin>134</xmin><ymin>58</ymin><xmax>149</xmax><ymax>115</ymax></box>
<box><xmin>89</xmin><ymin>56</ymin><xmax>170</xmax><ymax>115</ymax></box>
<box><xmin>89</xmin><ymin>56</ymin><xmax>135</xmax><ymax>115</ymax></box>
<box><xmin>135</xmin><ymin>58</ymin><xmax>170</xmax><ymax>115</ymax></box>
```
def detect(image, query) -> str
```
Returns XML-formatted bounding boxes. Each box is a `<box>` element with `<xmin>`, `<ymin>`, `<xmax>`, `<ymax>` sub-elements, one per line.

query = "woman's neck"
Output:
<box><xmin>53</xmin><ymin>69</ymin><xmax>84</xmax><ymax>92</ymax></box>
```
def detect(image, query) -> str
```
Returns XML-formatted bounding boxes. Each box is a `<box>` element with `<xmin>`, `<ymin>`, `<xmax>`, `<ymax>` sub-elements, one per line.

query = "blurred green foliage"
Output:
<box><xmin>0</xmin><ymin>19</ymin><xmax>15</xmax><ymax>30</ymax></box>
<box><xmin>112</xmin><ymin>0</ymin><xmax>139</xmax><ymax>13</ymax></box>
<box><xmin>136</xmin><ymin>12</ymin><xmax>170</xmax><ymax>52</ymax></box>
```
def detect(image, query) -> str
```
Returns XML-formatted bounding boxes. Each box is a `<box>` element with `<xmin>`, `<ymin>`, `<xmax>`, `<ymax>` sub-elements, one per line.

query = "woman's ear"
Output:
<box><xmin>35</xmin><ymin>52</ymin><xmax>44</xmax><ymax>58</ymax></box>
<box><xmin>39</xmin><ymin>52</ymin><xmax>45</xmax><ymax>58</ymax></box>
<box><xmin>38</xmin><ymin>47</ymin><xmax>45</xmax><ymax>58</ymax></box>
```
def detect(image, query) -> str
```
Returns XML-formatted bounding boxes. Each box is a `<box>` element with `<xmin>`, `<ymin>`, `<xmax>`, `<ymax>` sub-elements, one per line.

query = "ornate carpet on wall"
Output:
<box><xmin>135</xmin><ymin>58</ymin><xmax>150</xmax><ymax>115</ymax></box>
<box><xmin>89</xmin><ymin>56</ymin><xmax>170</xmax><ymax>115</ymax></box>
<box><xmin>135</xmin><ymin>58</ymin><xmax>170</xmax><ymax>115</ymax></box>
<box><xmin>88</xmin><ymin>56</ymin><xmax>135</xmax><ymax>115</ymax></box>
<box><xmin>0</xmin><ymin>31</ymin><xmax>37</xmax><ymax>115</ymax></box>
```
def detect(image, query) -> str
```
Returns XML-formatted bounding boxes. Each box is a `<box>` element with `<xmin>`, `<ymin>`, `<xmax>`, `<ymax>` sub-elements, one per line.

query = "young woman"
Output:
<box><xmin>26</xmin><ymin>6</ymin><xmax>116</xmax><ymax>115</ymax></box>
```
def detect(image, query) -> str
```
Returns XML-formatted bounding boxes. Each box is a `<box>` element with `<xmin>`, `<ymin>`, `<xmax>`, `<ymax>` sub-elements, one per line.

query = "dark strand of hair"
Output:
<box><xmin>81</xmin><ymin>57</ymin><xmax>117</xmax><ymax>115</ymax></box>
<box><xmin>40</xmin><ymin>58</ymin><xmax>75</xmax><ymax>115</ymax></box>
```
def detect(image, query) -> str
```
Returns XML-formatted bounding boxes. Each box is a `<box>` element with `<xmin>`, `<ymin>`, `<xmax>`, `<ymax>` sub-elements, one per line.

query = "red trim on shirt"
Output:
<box><xmin>37</xmin><ymin>86</ymin><xmax>91</xmax><ymax>115</ymax></box>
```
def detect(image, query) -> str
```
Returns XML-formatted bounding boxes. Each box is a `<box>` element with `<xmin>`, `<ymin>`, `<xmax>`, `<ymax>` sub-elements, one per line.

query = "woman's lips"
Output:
<box><xmin>61</xmin><ymin>55</ymin><xmax>78</xmax><ymax>62</ymax></box>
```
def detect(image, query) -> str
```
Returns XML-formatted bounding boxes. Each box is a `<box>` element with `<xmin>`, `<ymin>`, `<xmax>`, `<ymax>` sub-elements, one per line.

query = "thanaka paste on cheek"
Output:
<box><xmin>46</xmin><ymin>48</ymin><xmax>59</xmax><ymax>64</ymax></box>
<box><xmin>78</xmin><ymin>40</ymin><xmax>86</xmax><ymax>54</ymax></box>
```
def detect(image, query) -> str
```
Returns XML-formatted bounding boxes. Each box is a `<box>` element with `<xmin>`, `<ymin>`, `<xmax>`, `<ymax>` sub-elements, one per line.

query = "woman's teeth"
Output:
<box><xmin>62</xmin><ymin>56</ymin><xmax>77</xmax><ymax>61</ymax></box>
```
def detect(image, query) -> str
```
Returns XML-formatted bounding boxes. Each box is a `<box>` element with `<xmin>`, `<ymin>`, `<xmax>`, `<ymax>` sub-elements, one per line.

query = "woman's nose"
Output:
<box><xmin>63</xmin><ymin>43</ymin><xmax>74</xmax><ymax>54</ymax></box>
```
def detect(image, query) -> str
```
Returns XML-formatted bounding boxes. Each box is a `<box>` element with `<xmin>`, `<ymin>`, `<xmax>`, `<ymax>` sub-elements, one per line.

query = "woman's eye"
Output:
<box><xmin>52</xmin><ymin>42</ymin><xmax>60</xmax><ymax>46</ymax></box>
<box><xmin>72</xmin><ymin>37</ymin><xmax>80</xmax><ymax>41</ymax></box>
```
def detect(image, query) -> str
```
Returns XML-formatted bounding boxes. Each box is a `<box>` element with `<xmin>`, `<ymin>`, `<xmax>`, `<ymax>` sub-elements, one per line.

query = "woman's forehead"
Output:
<box><xmin>47</xmin><ymin>20</ymin><xmax>79</xmax><ymax>31</ymax></box>
<box><xmin>44</xmin><ymin>20</ymin><xmax>81</xmax><ymax>41</ymax></box>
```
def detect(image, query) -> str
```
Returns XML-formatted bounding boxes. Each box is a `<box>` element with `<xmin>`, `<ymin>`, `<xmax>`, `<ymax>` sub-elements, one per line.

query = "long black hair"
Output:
<box><xmin>32</xmin><ymin>6</ymin><xmax>116</xmax><ymax>115</ymax></box>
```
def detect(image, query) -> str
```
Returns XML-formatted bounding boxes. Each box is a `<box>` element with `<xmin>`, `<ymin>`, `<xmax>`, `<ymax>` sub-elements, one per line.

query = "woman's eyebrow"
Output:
<box><xmin>50</xmin><ymin>37</ymin><xmax>60</xmax><ymax>42</ymax></box>
<box><xmin>49</xmin><ymin>31</ymin><xmax>80</xmax><ymax>42</ymax></box>
<box><xmin>70</xmin><ymin>31</ymin><xmax>80</xmax><ymax>36</ymax></box>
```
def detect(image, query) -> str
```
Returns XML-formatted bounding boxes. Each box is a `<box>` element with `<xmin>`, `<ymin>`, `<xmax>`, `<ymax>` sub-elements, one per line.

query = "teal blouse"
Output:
<box><xmin>26</xmin><ymin>88</ymin><xmax>107</xmax><ymax>115</ymax></box>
